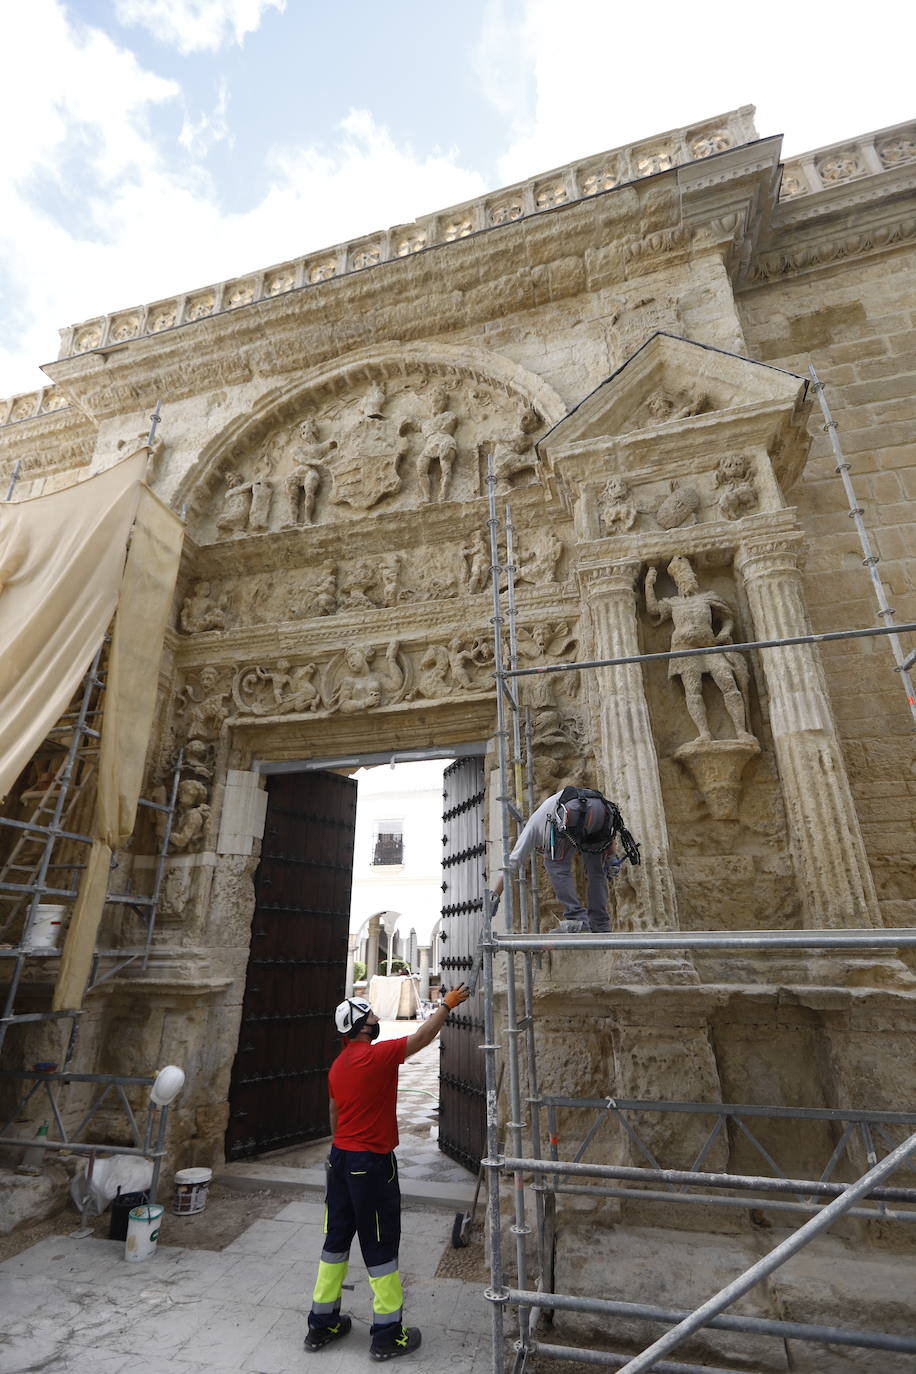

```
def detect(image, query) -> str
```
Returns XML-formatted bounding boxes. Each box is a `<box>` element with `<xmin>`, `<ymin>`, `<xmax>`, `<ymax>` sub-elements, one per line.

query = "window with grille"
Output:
<box><xmin>372</xmin><ymin>820</ymin><xmax>403</xmax><ymax>866</ymax></box>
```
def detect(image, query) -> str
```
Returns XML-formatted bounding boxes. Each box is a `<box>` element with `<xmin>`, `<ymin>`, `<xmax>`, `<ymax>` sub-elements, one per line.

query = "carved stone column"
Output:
<box><xmin>345</xmin><ymin>934</ymin><xmax>359</xmax><ymax>997</ymax></box>
<box><xmin>417</xmin><ymin>946</ymin><xmax>431</xmax><ymax>1000</ymax></box>
<box><xmin>736</xmin><ymin>539</ymin><xmax>881</xmax><ymax>929</ymax></box>
<box><xmin>582</xmin><ymin>563</ymin><xmax>679</xmax><ymax>933</ymax></box>
<box><xmin>365</xmin><ymin>914</ymin><xmax>381</xmax><ymax>981</ymax></box>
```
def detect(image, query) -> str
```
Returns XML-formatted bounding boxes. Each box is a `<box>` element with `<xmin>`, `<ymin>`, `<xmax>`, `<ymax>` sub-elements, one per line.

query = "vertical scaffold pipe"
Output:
<box><xmin>484</xmin><ymin>458</ymin><xmax>509</xmax><ymax>1373</ymax></box>
<box><xmin>505</xmin><ymin>508</ymin><xmax>544</xmax><ymax>1285</ymax></box>
<box><xmin>486</xmin><ymin>466</ymin><xmax>530</xmax><ymax>1339</ymax></box>
<box><xmin>809</xmin><ymin>365</ymin><xmax>916</xmax><ymax>725</ymax></box>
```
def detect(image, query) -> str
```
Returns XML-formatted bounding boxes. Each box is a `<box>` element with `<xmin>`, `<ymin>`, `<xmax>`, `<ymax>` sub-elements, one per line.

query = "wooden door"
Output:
<box><xmin>225</xmin><ymin>770</ymin><xmax>356</xmax><ymax>1160</ymax></box>
<box><xmin>438</xmin><ymin>756</ymin><xmax>487</xmax><ymax>1172</ymax></box>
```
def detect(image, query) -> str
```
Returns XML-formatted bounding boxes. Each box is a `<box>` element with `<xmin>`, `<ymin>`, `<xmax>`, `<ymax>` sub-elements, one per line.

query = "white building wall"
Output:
<box><xmin>349</xmin><ymin>760</ymin><xmax>450</xmax><ymax>958</ymax></box>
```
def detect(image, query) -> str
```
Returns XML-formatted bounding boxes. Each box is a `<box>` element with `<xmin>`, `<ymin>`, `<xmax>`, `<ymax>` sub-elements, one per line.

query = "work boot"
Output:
<box><xmin>304</xmin><ymin>1315</ymin><xmax>352</xmax><ymax>1352</ymax></box>
<box><xmin>554</xmin><ymin>918</ymin><xmax>588</xmax><ymax>934</ymax></box>
<box><xmin>369</xmin><ymin>1325</ymin><xmax>422</xmax><ymax>1361</ymax></box>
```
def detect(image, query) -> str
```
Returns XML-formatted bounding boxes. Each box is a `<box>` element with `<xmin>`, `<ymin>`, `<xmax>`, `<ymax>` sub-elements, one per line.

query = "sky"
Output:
<box><xmin>1</xmin><ymin>0</ymin><xmax>913</xmax><ymax>396</ymax></box>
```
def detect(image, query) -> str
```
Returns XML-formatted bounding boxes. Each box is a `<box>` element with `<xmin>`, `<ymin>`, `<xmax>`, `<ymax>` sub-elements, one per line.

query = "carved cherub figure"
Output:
<box><xmin>179</xmin><ymin>581</ymin><xmax>227</xmax><ymax>634</ymax></box>
<box><xmin>168</xmin><ymin>779</ymin><xmax>211</xmax><ymax>852</ymax></box>
<box><xmin>645</xmin><ymin>555</ymin><xmax>754</xmax><ymax>744</ymax></box>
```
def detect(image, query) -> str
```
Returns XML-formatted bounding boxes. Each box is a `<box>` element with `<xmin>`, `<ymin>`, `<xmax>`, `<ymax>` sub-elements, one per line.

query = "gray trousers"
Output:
<box><xmin>544</xmin><ymin>845</ymin><xmax>611</xmax><ymax>932</ymax></box>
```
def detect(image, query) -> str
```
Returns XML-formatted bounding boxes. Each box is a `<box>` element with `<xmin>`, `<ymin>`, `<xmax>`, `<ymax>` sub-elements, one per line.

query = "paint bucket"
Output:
<box><xmin>109</xmin><ymin>1188</ymin><xmax>150</xmax><ymax>1241</ymax></box>
<box><xmin>22</xmin><ymin>904</ymin><xmax>67</xmax><ymax>951</ymax></box>
<box><xmin>125</xmin><ymin>1203</ymin><xmax>163</xmax><ymax>1262</ymax></box>
<box><xmin>172</xmin><ymin>1166</ymin><xmax>212</xmax><ymax>1215</ymax></box>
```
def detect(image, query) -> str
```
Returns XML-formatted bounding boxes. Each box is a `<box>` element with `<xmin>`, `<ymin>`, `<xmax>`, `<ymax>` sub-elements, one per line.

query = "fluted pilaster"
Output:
<box><xmin>736</xmin><ymin>540</ymin><xmax>880</xmax><ymax>928</ymax></box>
<box><xmin>582</xmin><ymin>564</ymin><xmax>679</xmax><ymax>930</ymax></box>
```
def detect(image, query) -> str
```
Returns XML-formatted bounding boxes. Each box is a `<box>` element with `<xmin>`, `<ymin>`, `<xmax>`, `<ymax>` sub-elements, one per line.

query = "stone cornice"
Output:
<box><xmin>572</xmin><ymin>508</ymin><xmax>802</xmax><ymax>574</ymax></box>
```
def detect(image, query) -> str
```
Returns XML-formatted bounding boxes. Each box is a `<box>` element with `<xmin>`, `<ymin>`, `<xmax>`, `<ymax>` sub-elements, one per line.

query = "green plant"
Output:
<box><xmin>378</xmin><ymin>958</ymin><xmax>411</xmax><ymax>976</ymax></box>
<box><xmin>353</xmin><ymin>960</ymin><xmax>367</xmax><ymax>982</ymax></box>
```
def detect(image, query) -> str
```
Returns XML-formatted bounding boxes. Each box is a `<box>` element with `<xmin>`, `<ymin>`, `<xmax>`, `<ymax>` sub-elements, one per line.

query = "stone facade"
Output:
<box><xmin>2</xmin><ymin>107</ymin><xmax>915</xmax><ymax>1334</ymax></box>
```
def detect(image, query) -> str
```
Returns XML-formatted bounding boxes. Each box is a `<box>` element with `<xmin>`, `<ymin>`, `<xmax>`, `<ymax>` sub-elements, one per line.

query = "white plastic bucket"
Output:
<box><xmin>125</xmin><ymin>1203</ymin><xmax>163</xmax><ymax>1262</ymax></box>
<box><xmin>22</xmin><ymin>904</ymin><xmax>67</xmax><ymax>951</ymax></box>
<box><xmin>172</xmin><ymin>1166</ymin><xmax>212</xmax><ymax>1215</ymax></box>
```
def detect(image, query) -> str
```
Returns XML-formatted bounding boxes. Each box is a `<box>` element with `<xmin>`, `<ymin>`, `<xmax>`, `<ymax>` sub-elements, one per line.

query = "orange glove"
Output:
<box><xmin>443</xmin><ymin>984</ymin><xmax>470</xmax><ymax>1010</ymax></box>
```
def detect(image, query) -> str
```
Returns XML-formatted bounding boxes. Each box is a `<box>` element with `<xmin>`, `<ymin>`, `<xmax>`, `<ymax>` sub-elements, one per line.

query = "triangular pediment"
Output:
<box><xmin>541</xmin><ymin>333</ymin><xmax>807</xmax><ymax>450</ymax></box>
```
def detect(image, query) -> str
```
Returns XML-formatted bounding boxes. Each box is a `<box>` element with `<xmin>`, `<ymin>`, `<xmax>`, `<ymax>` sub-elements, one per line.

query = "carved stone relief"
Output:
<box><xmin>714</xmin><ymin>454</ymin><xmax>757</xmax><ymax>520</ymax></box>
<box><xmin>179</xmin><ymin>582</ymin><xmax>229</xmax><ymax>634</ymax></box>
<box><xmin>644</xmin><ymin>555</ymin><xmax>759</xmax><ymax>818</ymax></box>
<box><xmin>191</xmin><ymin>370</ymin><xmax>548</xmax><ymax>542</ymax></box>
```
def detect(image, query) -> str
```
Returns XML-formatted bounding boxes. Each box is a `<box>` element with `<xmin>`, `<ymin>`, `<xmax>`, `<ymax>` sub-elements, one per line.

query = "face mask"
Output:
<box><xmin>367</xmin><ymin>1021</ymin><xmax>380</xmax><ymax>1041</ymax></box>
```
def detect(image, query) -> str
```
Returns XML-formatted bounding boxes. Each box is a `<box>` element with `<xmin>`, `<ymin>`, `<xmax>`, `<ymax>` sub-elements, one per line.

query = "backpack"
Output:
<box><xmin>555</xmin><ymin>786</ymin><xmax>641</xmax><ymax>864</ymax></box>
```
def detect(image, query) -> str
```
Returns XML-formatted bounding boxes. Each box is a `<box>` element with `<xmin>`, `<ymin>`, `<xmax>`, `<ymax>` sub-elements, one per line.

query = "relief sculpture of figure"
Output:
<box><xmin>516</xmin><ymin>531</ymin><xmax>563</xmax><ymax>586</ymax></box>
<box><xmin>645</xmin><ymin>555</ymin><xmax>754</xmax><ymax>743</ymax></box>
<box><xmin>179</xmin><ymin>581</ymin><xmax>227</xmax><ymax>634</ymax></box>
<box><xmin>416</xmin><ymin>385</ymin><xmax>459</xmax><ymax>502</ymax></box>
<box><xmin>248</xmin><ymin>452</ymin><xmax>273</xmax><ymax>532</ymax></box>
<box><xmin>215</xmin><ymin>470</ymin><xmax>253</xmax><ymax>535</ymax></box>
<box><xmin>490</xmin><ymin>404</ymin><xmax>542</xmax><ymax>488</ymax></box>
<box><xmin>462</xmin><ymin>531</ymin><xmax>490</xmax><ymax>594</ymax></box>
<box><xmin>715</xmin><ymin>453</ymin><xmax>757</xmax><ymax>521</ymax></box>
<box><xmin>599</xmin><ymin>476</ymin><xmax>637</xmax><ymax>534</ymax></box>
<box><xmin>279</xmin><ymin>418</ymin><xmax>337</xmax><ymax>527</ymax></box>
<box><xmin>157</xmin><ymin>779</ymin><xmax>210</xmax><ymax>852</ymax></box>
<box><xmin>334</xmin><ymin>641</ymin><xmax>404</xmax><ymax>713</ymax></box>
<box><xmin>179</xmin><ymin>667</ymin><xmax>230</xmax><ymax>741</ymax></box>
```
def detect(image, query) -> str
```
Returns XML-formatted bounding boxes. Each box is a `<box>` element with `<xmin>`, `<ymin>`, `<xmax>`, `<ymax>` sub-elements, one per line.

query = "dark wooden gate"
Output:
<box><xmin>438</xmin><ymin>756</ymin><xmax>487</xmax><ymax>1172</ymax></box>
<box><xmin>226</xmin><ymin>770</ymin><xmax>356</xmax><ymax>1160</ymax></box>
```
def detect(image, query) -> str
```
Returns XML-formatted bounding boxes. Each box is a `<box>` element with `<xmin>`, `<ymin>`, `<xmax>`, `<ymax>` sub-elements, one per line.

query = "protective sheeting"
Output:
<box><xmin>54</xmin><ymin>483</ymin><xmax>183</xmax><ymax>1011</ymax></box>
<box><xmin>52</xmin><ymin>837</ymin><xmax>111</xmax><ymax>1012</ymax></box>
<box><xmin>0</xmin><ymin>452</ymin><xmax>147</xmax><ymax>803</ymax></box>
<box><xmin>97</xmin><ymin>486</ymin><xmax>184</xmax><ymax>848</ymax></box>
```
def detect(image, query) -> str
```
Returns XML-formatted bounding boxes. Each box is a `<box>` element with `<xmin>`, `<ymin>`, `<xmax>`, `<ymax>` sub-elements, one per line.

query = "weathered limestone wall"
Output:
<box><xmin>738</xmin><ymin>245</ymin><xmax>916</xmax><ymax>926</ymax></box>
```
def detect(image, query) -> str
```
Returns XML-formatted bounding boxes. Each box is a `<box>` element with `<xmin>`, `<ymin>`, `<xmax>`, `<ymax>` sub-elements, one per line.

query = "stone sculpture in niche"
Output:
<box><xmin>638</xmin><ymin>390</ymin><xmax>712</xmax><ymax>429</ymax></box>
<box><xmin>179</xmin><ymin>582</ymin><xmax>228</xmax><ymax>634</ymax></box>
<box><xmin>489</xmin><ymin>405</ymin><xmax>543</xmax><ymax>487</ymax></box>
<box><xmin>645</xmin><ymin>556</ymin><xmax>759</xmax><ymax>819</ymax></box>
<box><xmin>416</xmin><ymin>386</ymin><xmax>459</xmax><ymax>502</ymax></box>
<box><xmin>330</xmin><ymin>382</ymin><xmax>411</xmax><ymax>510</ymax></box>
<box><xmin>599</xmin><ymin>476</ymin><xmax>637</xmax><ymax>534</ymax></box>
<box><xmin>279</xmin><ymin>418</ymin><xmax>336</xmax><ymax>527</ymax></box>
<box><xmin>645</xmin><ymin>557</ymin><xmax>753</xmax><ymax>744</ymax></box>
<box><xmin>715</xmin><ymin>454</ymin><xmax>757</xmax><ymax>521</ymax></box>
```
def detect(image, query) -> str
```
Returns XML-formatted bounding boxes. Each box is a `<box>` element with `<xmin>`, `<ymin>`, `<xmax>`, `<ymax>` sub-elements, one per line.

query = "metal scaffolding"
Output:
<box><xmin>0</xmin><ymin>645</ymin><xmax>181</xmax><ymax>1073</ymax></box>
<box><xmin>479</xmin><ymin>410</ymin><xmax>916</xmax><ymax>1372</ymax></box>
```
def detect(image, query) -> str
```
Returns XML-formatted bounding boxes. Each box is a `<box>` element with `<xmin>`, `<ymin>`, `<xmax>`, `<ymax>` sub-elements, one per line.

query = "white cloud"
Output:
<box><xmin>478</xmin><ymin>0</ymin><xmax>916</xmax><ymax>184</ymax></box>
<box><xmin>113</xmin><ymin>0</ymin><xmax>286</xmax><ymax>54</ymax></box>
<box><xmin>0</xmin><ymin>6</ymin><xmax>486</xmax><ymax>397</ymax></box>
<box><xmin>179</xmin><ymin>79</ymin><xmax>232</xmax><ymax>155</ymax></box>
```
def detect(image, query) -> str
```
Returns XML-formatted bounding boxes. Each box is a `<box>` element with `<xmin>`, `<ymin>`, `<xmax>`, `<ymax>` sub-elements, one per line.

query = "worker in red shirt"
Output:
<box><xmin>305</xmin><ymin>983</ymin><xmax>470</xmax><ymax>1360</ymax></box>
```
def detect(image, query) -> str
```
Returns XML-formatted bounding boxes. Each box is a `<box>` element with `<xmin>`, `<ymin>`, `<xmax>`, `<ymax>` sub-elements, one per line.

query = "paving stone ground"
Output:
<box><xmin>0</xmin><ymin>1020</ymin><xmax>494</xmax><ymax>1373</ymax></box>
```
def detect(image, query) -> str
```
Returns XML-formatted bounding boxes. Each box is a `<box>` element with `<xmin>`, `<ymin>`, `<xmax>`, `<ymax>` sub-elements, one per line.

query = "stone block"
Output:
<box><xmin>0</xmin><ymin>1163</ymin><xmax>70</xmax><ymax>1234</ymax></box>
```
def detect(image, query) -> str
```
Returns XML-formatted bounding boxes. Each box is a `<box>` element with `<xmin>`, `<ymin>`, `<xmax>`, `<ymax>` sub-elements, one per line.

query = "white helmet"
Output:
<box><xmin>335</xmin><ymin>997</ymin><xmax>372</xmax><ymax>1037</ymax></box>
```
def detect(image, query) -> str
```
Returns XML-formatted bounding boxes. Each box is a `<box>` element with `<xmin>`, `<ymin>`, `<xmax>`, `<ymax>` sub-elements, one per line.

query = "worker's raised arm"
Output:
<box><xmin>404</xmin><ymin>985</ymin><xmax>469</xmax><ymax>1058</ymax></box>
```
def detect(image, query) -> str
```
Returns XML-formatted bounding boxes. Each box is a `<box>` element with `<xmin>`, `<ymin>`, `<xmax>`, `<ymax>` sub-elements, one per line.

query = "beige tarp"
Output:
<box><xmin>53</xmin><ymin>483</ymin><xmax>184</xmax><ymax>1011</ymax></box>
<box><xmin>0</xmin><ymin>452</ymin><xmax>147</xmax><ymax>802</ymax></box>
<box><xmin>97</xmin><ymin>485</ymin><xmax>185</xmax><ymax>847</ymax></box>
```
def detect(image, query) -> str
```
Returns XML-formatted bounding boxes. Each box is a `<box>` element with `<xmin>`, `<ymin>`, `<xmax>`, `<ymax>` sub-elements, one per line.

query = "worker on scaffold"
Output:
<box><xmin>305</xmin><ymin>984</ymin><xmax>469</xmax><ymax>1360</ymax></box>
<box><xmin>492</xmin><ymin>784</ymin><xmax>640</xmax><ymax>933</ymax></box>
